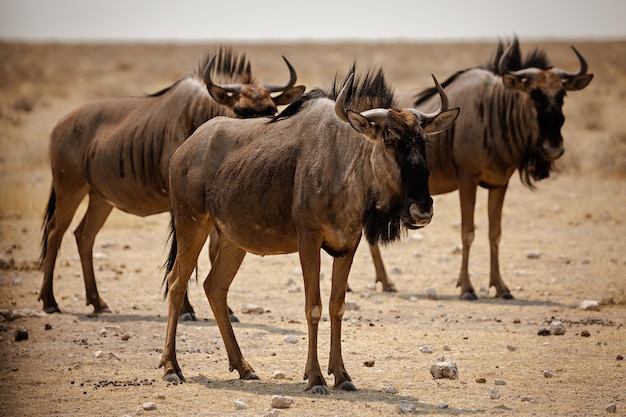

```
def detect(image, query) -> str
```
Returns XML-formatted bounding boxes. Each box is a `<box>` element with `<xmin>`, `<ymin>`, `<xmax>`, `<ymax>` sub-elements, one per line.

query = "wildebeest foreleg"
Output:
<box><xmin>298</xmin><ymin>236</ymin><xmax>328</xmax><ymax>394</ymax></box>
<box><xmin>160</xmin><ymin>215</ymin><xmax>212</xmax><ymax>383</ymax></box>
<box><xmin>74</xmin><ymin>192</ymin><xmax>114</xmax><ymax>314</ymax></box>
<box><xmin>457</xmin><ymin>179</ymin><xmax>478</xmax><ymax>300</ymax></box>
<box><xmin>368</xmin><ymin>243</ymin><xmax>396</xmax><ymax>292</ymax></box>
<box><xmin>203</xmin><ymin>234</ymin><xmax>256</xmax><ymax>380</ymax></box>
<box><xmin>488</xmin><ymin>184</ymin><xmax>513</xmax><ymax>299</ymax></box>
<box><xmin>328</xmin><ymin>246</ymin><xmax>358</xmax><ymax>391</ymax></box>
<box><xmin>39</xmin><ymin>184</ymin><xmax>88</xmax><ymax>313</ymax></box>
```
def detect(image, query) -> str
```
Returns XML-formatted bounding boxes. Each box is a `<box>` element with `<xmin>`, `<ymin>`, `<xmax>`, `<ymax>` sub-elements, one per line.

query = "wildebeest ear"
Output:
<box><xmin>346</xmin><ymin>110</ymin><xmax>378</xmax><ymax>138</ymax></box>
<box><xmin>272</xmin><ymin>85</ymin><xmax>306</xmax><ymax>105</ymax></box>
<box><xmin>502</xmin><ymin>74</ymin><xmax>528</xmax><ymax>91</ymax></box>
<box><xmin>424</xmin><ymin>108</ymin><xmax>460</xmax><ymax>136</ymax></box>
<box><xmin>208</xmin><ymin>85</ymin><xmax>236</xmax><ymax>107</ymax></box>
<box><xmin>562</xmin><ymin>74</ymin><xmax>594</xmax><ymax>91</ymax></box>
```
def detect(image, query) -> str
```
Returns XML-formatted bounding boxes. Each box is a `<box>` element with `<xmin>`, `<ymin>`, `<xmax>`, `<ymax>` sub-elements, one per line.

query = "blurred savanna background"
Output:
<box><xmin>1</xmin><ymin>2</ymin><xmax>625</xmax><ymax>416</ymax></box>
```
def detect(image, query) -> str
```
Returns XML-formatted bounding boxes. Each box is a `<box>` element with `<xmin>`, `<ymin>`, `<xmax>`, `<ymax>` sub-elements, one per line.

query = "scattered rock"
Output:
<box><xmin>494</xmin><ymin>378</ymin><xmax>506</xmax><ymax>385</ymax></box>
<box><xmin>234</xmin><ymin>399</ymin><xmax>247</xmax><ymax>410</ymax></box>
<box><xmin>425</xmin><ymin>288</ymin><xmax>439</xmax><ymax>300</ymax></box>
<box><xmin>550</xmin><ymin>320</ymin><xmax>566</xmax><ymax>336</ymax></box>
<box><xmin>345</xmin><ymin>300</ymin><xmax>360</xmax><ymax>311</ymax></box>
<box><xmin>14</xmin><ymin>328</ymin><xmax>28</xmax><ymax>341</ymax></box>
<box><xmin>513</xmin><ymin>318</ymin><xmax>521</xmax><ymax>324</ymax></box>
<box><xmin>580</xmin><ymin>329</ymin><xmax>591</xmax><ymax>337</ymax></box>
<box><xmin>521</xmin><ymin>396</ymin><xmax>532</xmax><ymax>402</ymax></box>
<box><xmin>155</xmin><ymin>393</ymin><xmax>166</xmax><ymax>400</ymax></box>
<box><xmin>381</xmin><ymin>386</ymin><xmax>398</xmax><ymax>394</ymax></box>
<box><xmin>617</xmin><ymin>355</ymin><xmax>624</xmax><ymax>361</ymax></box>
<box><xmin>93</xmin><ymin>350</ymin><xmax>120</xmax><ymax>361</ymax></box>
<box><xmin>271</xmin><ymin>370</ymin><xmax>286</xmax><ymax>379</ymax></box>
<box><xmin>489</xmin><ymin>389</ymin><xmax>501</xmax><ymax>399</ymax></box>
<box><xmin>579</xmin><ymin>299</ymin><xmax>600</xmax><ymax>311</ymax></box>
<box><xmin>543</xmin><ymin>369</ymin><xmax>553</xmax><ymax>378</ymax></box>
<box><xmin>398</xmin><ymin>400</ymin><xmax>417</xmax><ymax>413</ymax></box>
<box><xmin>391</xmin><ymin>266</ymin><xmax>402</xmax><ymax>275</ymax></box>
<box><xmin>283</xmin><ymin>335</ymin><xmax>298</xmax><ymax>344</ymax></box>
<box><xmin>363</xmin><ymin>360</ymin><xmax>375</xmax><ymax>367</ymax></box>
<box><xmin>430</xmin><ymin>359</ymin><xmax>458</xmax><ymax>379</ymax></box>
<box><xmin>420</xmin><ymin>345</ymin><xmax>434</xmax><ymax>354</ymax></box>
<box><xmin>506</xmin><ymin>344</ymin><xmax>517</xmax><ymax>351</ymax></box>
<box><xmin>44</xmin><ymin>323</ymin><xmax>52</xmax><ymax>331</ymax></box>
<box><xmin>270</xmin><ymin>395</ymin><xmax>294</xmax><ymax>409</ymax></box>
<box><xmin>442</xmin><ymin>344</ymin><xmax>451</xmax><ymax>351</ymax></box>
<box><xmin>438</xmin><ymin>402</ymin><xmax>449</xmax><ymax>409</ymax></box>
<box><xmin>241</xmin><ymin>304</ymin><xmax>265</xmax><ymax>314</ymax></box>
<box><xmin>475</xmin><ymin>377</ymin><xmax>487</xmax><ymax>384</ymax></box>
<box><xmin>142</xmin><ymin>402</ymin><xmax>157</xmax><ymax>411</ymax></box>
<box><xmin>264</xmin><ymin>410</ymin><xmax>281</xmax><ymax>417</ymax></box>
<box><xmin>537</xmin><ymin>328</ymin><xmax>551</xmax><ymax>336</ymax></box>
<box><xmin>527</xmin><ymin>250</ymin><xmax>541</xmax><ymax>259</ymax></box>
<box><xmin>606</xmin><ymin>403</ymin><xmax>617</xmax><ymax>413</ymax></box>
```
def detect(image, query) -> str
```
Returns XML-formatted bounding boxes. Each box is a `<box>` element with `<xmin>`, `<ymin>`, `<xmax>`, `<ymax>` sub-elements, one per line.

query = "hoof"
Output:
<box><xmin>43</xmin><ymin>306</ymin><xmax>62</xmax><ymax>314</ymax></box>
<box><xmin>306</xmin><ymin>384</ymin><xmax>330</xmax><ymax>394</ymax></box>
<box><xmin>346</xmin><ymin>285</ymin><xmax>353</xmax><ymax>293</ymax></box>
<box><xmin>461</xmin><ymin>292</ymin><xmax>478</xmax><ymax>301</ymax></box>
<box><xmin>242</xmin><ymin>371</ymin><xmax>259</xmax><ymax>380</ymax></box>
<box><xmin>383</xmin><ymin>285</ymin><xmax>398</xmax><ymax>293</ymax></box>
<box><xmin>179</xmin><ymin>312</ymin><xmax>197</xmax><ymax>321</ymax></box>
<box><xmin>336</xmin><ymin>380</ymin><xmax>358</xmax><ymax>391</ymax></box>
<box><xmin>500</xmin><ymin>292</ymin><xmax>514</xmax><ymax>300</ymax></box>
<box><xmin>163</xmin><ymin>371</ymin><xmax>186</xmax><ymax>383</ymax></box>
<box><xmin>229</xmin><ymin>314</ymin><xmax>240</xmax><ymax>323</ymax></box>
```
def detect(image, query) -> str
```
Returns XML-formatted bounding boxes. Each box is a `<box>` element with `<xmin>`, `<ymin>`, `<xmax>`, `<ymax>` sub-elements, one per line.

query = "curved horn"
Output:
<box><xmin>262</xmin><ymin>56</ymin><xmax>298</xmax><ymax>93</ymax></box>
<box><xmin>497</xmin><ymin>42</ymin><xmax>541</xmax><ymax>80</ymax></box>
<box><xmin>359</xmin><ymin>108</ymin><xmax>389</xmax><ymax>124</ymax></box>
<box><xmin>552</xmin><ymin>45</ymin><xmax>589</xmax><ymax>79</ymax></box>
<box><xmin>411</xmin><ymin>74</ymin><xmax>449</xmax><ymax>120</ymax></box>
<box><xmin>335</xmin><ymin>72</ymin><xmax>354</xmax><ymax>122</ymax></box>
<box><xmin>203</xmin><ymin>53</ymin><xmax>242</xmax><ymax>94</ymax></box>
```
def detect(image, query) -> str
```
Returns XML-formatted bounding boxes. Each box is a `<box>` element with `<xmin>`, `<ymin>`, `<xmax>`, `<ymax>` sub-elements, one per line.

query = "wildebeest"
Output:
<box><xmin>39</xmin><ymin>47</ymin><xmax>305</xmax><ymax>315</ymax></box>
<box><xmin>367</xmin><ymin>37</ymin><xmax>593</xmax><ymax>299</ymax></box>
<box><xmin>160</xmin><ymin>67</ymin><xmax>459</xmax><ymax>393</ymax></box>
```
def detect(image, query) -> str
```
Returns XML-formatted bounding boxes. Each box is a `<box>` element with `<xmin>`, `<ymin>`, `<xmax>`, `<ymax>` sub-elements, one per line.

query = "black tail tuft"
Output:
<box><xmin>161</xmin><ymin>214</ymin><xmax>178</xmax><ymax>299</ymax></box>
<box><xmin>40</xmin><ymin>186</ymin><xmax>56</xmax><ymax>267</ymax></box>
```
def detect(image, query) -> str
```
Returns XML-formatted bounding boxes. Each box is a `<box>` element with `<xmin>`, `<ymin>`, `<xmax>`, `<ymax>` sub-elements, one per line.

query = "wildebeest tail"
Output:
<box><xmin>162</xmin><ymin>213</ymin><xmax>178</xmax><ymax>299</ymax></box>
<box><xmin>40</xmin><ymin>186</ymin><xmax>56</xmax><ymax>267</ymax></box>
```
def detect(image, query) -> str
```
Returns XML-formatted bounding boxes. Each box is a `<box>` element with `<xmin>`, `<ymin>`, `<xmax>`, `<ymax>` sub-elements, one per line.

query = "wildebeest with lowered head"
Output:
<box><xmin>39</xmin><ymin>47</ymin><xmax>305</xmax><ymax>315</ymax></box>
<box><xmin>367</xmin><ymin>37</ymin><xmax>593</xmax><ymax>299</ymax></box>
<box><xmin>160</xmin><ymin>66</ymin><xmax>459</xmax><ymax>393</ymax></box>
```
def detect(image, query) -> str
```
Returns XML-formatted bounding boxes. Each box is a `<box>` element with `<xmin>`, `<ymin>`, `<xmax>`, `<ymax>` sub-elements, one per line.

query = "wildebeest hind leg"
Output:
<box><xmin>488</xmin><ymin>185</ymin><xmax>513</xmax><ymax>299</ymax></box>
<box><xmin>74</xmin><ymin>192</ymin><xmax>114</xmax><ymax>314</ymax></box>
<box><xmin>203</xmin><ymin>234</ymin><xmax>256</xmax><ymax>380</ymax></box>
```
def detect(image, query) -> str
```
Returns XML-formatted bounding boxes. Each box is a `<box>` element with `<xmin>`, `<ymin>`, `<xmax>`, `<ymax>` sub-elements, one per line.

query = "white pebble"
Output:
<box><xmin>408</xmin><ymin>295</ymin><xmax>418</xmax><ymax>302</ymax></box>
<box><xmin>142</xmin><ymin>402</ymin><xmax>157</xmax><ymax>411</ymax></box>
<box><xmin>425</xmin><ymin>288</ymin><xmax>439</xmax><ymax>300</ymax></box>
<box><xmin>391</xmin><ymin>266</ymin><xmax>402</xmax><ymax>274</ymax></box>
<box><xmin>494</xmin><ymin>378</ymin><xmax>506</xmax><ymax>385</ymax></box>
<box><xmin>271</xmin><ymin>370</ymin><xmax>286</xmax><ymax>379</ymax></box>
<box><xmin>234</xmin><ymin>399</ymin><xmax>247</xmax><ymax>410</ymax></box>
<box><xmin>270</xmin><ymin>395</ymin><xmax>294</xmax><ymax>409</ymax></box>
<box><xmin>438</xmin><ymin>402</ymin><xmax>449</xmax><ymax>409</ymax></box>
<box><xmin>381</xmin><ymin>386</ymin><xmax>398</xmax><ymax>394</ymax></box>
<box><xmin>399</xmin><ymin>400</ymin><xmax>417</xmax><ymax>413</ymax></box>
<box><xmin>579</xmin><ymin>299</ymin><xmax>600</xmax><ymax>311</ymax></box>
<box><xmin>527</xmin><ymin>250</ymin><xmax>541</xmax><ymax>259</ymax></box>
<box><xmin>506</xmin><ymin>344</ymin><xmax>517</xmax><ymax>351</ymax></box>
<box><xmin>420</xmin><ymin>345</ymin><xmax>434</xmax><ymax>354</ymax></box>
<box><xmin>345</xmin><ymin>300</ymin><xmax>360</xmax><ymax>311</ymax></box>
<box><xmin>283</xmin><ymin>335</ymin><xmax>298</xmax><ymax>344</ymax></box>
<box><xmin>550</xmin><ymin>320</ymin><xmax>567</xmax><ymax>335</ymax></box>
<box><xmin>489</xmin><ymin>389</ymin><xmax>501</xmax><ymax>399</ymax></box>
<box><xmin>430</xmin><ymin>359</ymin><xmax>458</xmax><ymax>379</ymax></box>
<box><xmin>543</xmin><ymin>369</ymin><xmax>553</xmax><ymax>378</ymax></box>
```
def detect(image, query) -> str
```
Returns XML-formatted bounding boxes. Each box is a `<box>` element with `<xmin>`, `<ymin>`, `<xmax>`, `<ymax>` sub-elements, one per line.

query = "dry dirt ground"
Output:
<box><xmin>0</xmin><ymin>41</ymin><xmax>625</xmax><ymax>417</ymax></box>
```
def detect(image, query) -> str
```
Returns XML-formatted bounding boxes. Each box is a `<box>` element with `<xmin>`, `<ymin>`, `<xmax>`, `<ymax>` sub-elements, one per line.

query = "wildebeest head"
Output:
<box><xmin>496</xmin><ymin>38</ymin><xmax>593</xmax><ymax>178</ymax></box>
<box><xmin>335</xmin><ymin>72</ymin><xmax>460</xmax><ymax>243</ymax></box>
<box><xmin>203</xmin><ymin>50</ymin><xmax>305</xmax><ymax>118</ymax></box>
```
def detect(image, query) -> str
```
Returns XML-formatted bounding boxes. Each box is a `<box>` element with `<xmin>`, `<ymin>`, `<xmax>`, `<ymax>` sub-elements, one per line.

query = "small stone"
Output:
<box><xmin>513</xmin><ymin>318</ymin><xmax>521</xmax><ymax>324</ymax></box>
<box><xmin>398</xmin><ymin>400</ymin><xmax>417</xmax><ymax>413</ymax></box>
<box><xmin>438</xmin><ymin>402</ymin><xmax>449</xmax><ymax>409</ymax></box>
<box><xmin>270</xmin><ymin>395</ymin><xmax>294</xmax><ymax>409</ymax></box>
<box><xmin>537</xmin><ymin>328</ymin><xmax>551</xmax><ymax>336</ymax></box>
<box><xmin>420</xmin><ymin>345</ymin><xmax>434</xmax><ymax>354</ymax></box>
<box><xmin>44</xmin><ymin>323</ymin><xmax>52</xmax><ymax>331</ymax></box>
<box><xmin>430</xmin><ymin>359</ymin><xmax>458</xmax><ymax>379</ymax></box>
<box><xmin>142</xmin><ymin>402</ymin><xmax>157</xmax><ymax>411</ymax></box>
<box><xmin>606</xmin><ymin>403</ymin><xmax>617</xmax><ymax>413</ymax></box>
<box><xmin>550</xmin><ymin>320</ymin><xmax>566</xmax><ymax>336</ymax></box>
<box><xmin>283</xmin><ymin>335</ymin><xmax>298</xmax><ymax>344</ymax></box>
<box><xmin>234</xmin><ymin>399</ymin><xmax>247</xmax><ymax>410</ymax></box>
<box><xmin>345</xmin><ymin>300</ymin><xmax>360</xmax><ymax>311</ymax></box>
<box><xmin>579</xmin><ymin>299</ymin><xmax>600</xmax><ymax>311</ymax></box>
<box><xmin>442</xmin><ymin>344</ymin><xmax>451</xmax><ymax>351</ymax></box>
<box><xmin>543</xmin><ymin>369</ymin><xmax>553</xmax><ymax>378</ymax></box>
<box><xmin>363</xmin><ymin>360</ymin><xmax>375</xmax><ymax>367</ymax></box>
<box><xmin>271</xmin><ymin>370</ymin><xmax>286</xmax><ymax>379</ymax></box>
<box><xmin>617</xmin><ymin>355</ymin><xmax>624</xmax><ymax>361</ymax></box>
<box><xmin>264</xmin><ymin>410</ymin><xmax>281</xmax><ymax>417</ymax></box>
<box><xmin>506</xmin><ymin>344</ymin><xmax>517</xmax><ymax>351</ymax></box>
<box><xmin>494</xmin><ymin>378</ymin><xmax>506</xmax><ymax>385</ymax></box>
<box><xmin>521</xmin><ymin>396</ymin><xmax>532</xmax><ymax>402</ymax></box>
<box><xmin>489</xmin><ymin>389</ymin><xmax>501</xmax><ymax>399</ymax></box>
<box><xmin>155</xmin><ymin>393</ymin><xmax>166</xmax><ymax>400</ymax></box>
<box><xmin>241</xmin><ymin>304</ymin><xmax>265</xmax><ymax>314</ymax></box>
<box><xmin>381</xmin><ymin>386</ymin><xmax>398</xmax><ymax>394</ymax></box>
<box><xmin>391</xmin><ymin>266</ymin><xmax>402</xmax><ymax>275</ymax></box>
<box><xmin>425</xmin><ymin>288</ymin><xmax>439</xmax><ymax>300</ymax></box>
<box><xmin>527</xmin><ymin>250</ymin><xmax>541</xmax><ymax>259</ymax></box>
<box><xmin>14</xmin><ymin>328</ymin><xmax>28</xmax><ymax>341</ymax></box>
<box><xmin>475</xmin><ymin>377</ymin><xmax>487</xmax><ymax>383</ymax></box>
<box><xmin>580</xmin><ymin>329</ymin><xmax>591</xmax><ymax>337</ymax></box>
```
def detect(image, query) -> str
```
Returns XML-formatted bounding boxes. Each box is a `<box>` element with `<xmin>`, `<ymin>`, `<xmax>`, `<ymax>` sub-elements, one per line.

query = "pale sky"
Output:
<box><xmin>1</xmin><ymin>0</ymin><xmax>624</xmax><ymax>43</ymax></box>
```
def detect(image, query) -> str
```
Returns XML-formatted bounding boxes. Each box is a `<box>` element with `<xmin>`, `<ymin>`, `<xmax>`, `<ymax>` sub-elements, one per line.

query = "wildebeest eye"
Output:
<box><xmin>383</xmin><ymin>128</ymin><xmax>401</xmax><ymax>147</ymax></box>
